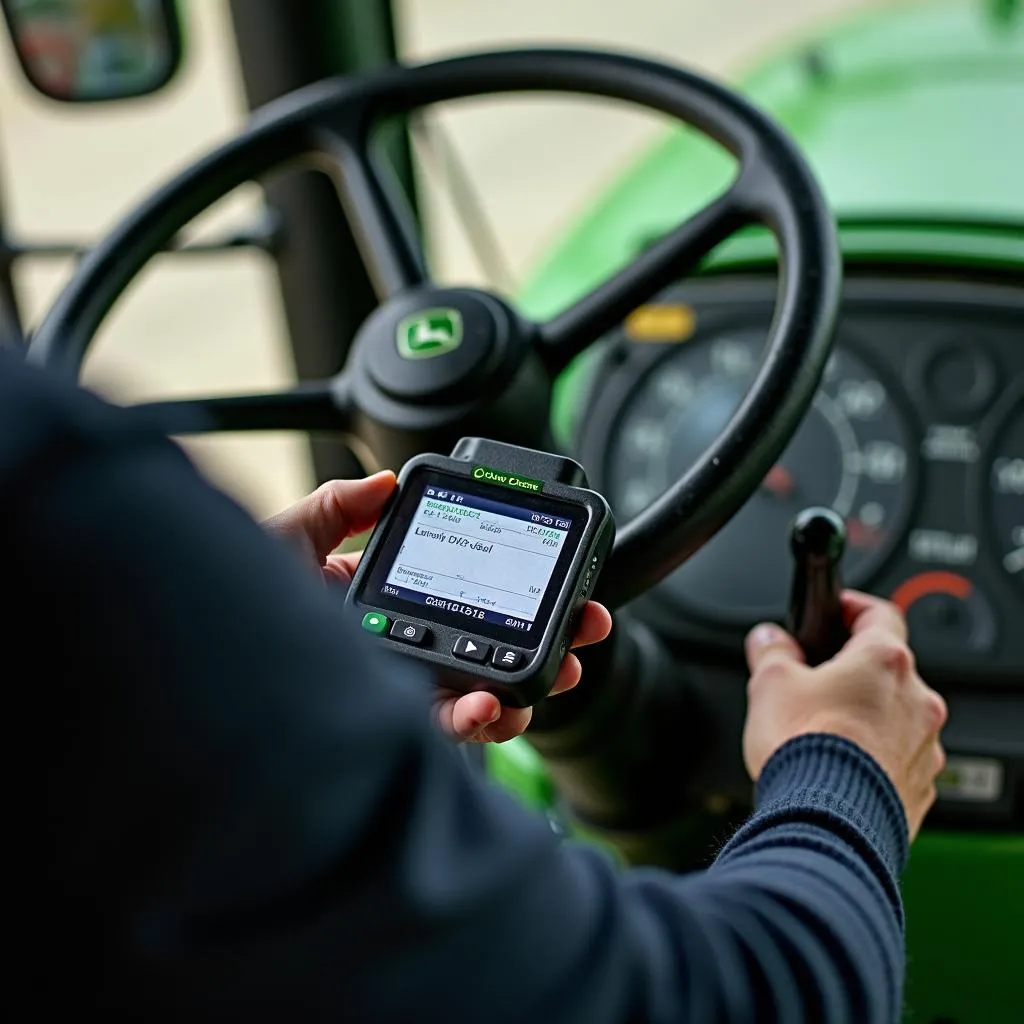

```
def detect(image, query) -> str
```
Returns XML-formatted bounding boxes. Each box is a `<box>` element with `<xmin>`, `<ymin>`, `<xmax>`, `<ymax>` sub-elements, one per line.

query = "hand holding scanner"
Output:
<box><xmin>346</xmin><ymin>438</ymin><xmax>615</xmax><ymax>707</ymax></box>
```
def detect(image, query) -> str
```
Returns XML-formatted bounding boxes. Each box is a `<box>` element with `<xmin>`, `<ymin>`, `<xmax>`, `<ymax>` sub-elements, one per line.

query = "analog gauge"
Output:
<box><xmin>892</xmin><ymin>571</ymin><xmax>997</xmax><ymax>656</ymax></box>
<box><xmin>605</xmin><ymin>329</ymin><xmax>916</xmax><ymax>625</ymax></box>
<box><xmin>989</xmin><ymin>399</ymin><xmax>1023</xmax><ymax>588</ymax></box>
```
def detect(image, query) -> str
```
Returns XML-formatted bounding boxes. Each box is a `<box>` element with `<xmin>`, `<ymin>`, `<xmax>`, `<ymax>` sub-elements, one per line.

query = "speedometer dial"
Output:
<box><xmin>989</xmin><ymin>399</ymin><xmax>1023</xmax><ymax>588</ymax></box>
<box><xmin>605</xmin><ymin>329</ymin><xmax>916</xmax><ymax>625</ymax></box>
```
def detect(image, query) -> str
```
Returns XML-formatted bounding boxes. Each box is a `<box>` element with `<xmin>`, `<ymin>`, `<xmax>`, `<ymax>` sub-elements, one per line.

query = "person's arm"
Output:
<box><xmin>6</xmin><ymin>358</ymin><xmax>939</xmax><ymax>1022</ymax></box>
<box><xmin>698</xmin><ymin>735</ymin><xmax>907</xmax><ymax>1021</ymax></box>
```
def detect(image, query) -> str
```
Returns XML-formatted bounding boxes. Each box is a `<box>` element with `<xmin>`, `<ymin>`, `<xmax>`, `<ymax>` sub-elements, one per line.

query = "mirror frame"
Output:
<box><xmin>0</xmin><ymin>0</ymin><xmax>184</xmax><ymax>103</ymax></box>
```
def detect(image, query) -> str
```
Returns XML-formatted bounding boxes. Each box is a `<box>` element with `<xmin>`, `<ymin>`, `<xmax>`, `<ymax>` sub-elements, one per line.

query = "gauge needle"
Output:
<box><xmin>761</xmin><ymin>464</ymin><xmax>796</xmax><ymax>499</ymax></box>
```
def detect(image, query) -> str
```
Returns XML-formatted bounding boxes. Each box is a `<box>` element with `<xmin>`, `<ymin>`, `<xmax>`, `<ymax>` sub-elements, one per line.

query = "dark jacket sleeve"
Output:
<box><xmin>3</xmin><ymin>357</ymin><xmax>906</xmax><ymax>1023</ymax></box>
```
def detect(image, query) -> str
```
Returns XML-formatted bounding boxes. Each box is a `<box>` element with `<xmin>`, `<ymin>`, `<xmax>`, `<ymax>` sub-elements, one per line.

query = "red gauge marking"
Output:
<box><xmin>890</xmin><ymin>571</ymin><xmax>972</xmax><ymax>613</ymax></box>
<box><xmin>761</xmin><ymin>464</ymin><xmax>795</xmax><ymax>499</ymax></box>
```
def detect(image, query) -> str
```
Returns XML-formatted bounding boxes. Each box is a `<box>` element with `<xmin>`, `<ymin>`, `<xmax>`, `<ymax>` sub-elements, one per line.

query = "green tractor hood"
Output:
<box><xmin>521</xmin><ymin>0</ymin><xmax>1024</xmax><ymax>324</ymax></box>
<box><xmin>741</xmin><ymin>0</ymin><xmax>1024</xmax><ymax>221</ymax></box>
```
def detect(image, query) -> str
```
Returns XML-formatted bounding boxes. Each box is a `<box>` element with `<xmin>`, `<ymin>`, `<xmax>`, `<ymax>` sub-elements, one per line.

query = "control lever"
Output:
<box><xmin>787</xmin><ymin>507</ymin><xmax>850</xmax><ymax>666</ymax></box>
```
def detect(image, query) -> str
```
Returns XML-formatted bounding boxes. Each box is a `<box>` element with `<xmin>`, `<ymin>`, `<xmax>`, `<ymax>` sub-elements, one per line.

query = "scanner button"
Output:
<box><xmin>361</xmin><ymin>612</ymin><xmax>390</xmax><ymax>635</ymax></box>
<box><xmin>492</xmin><ymin>647</ymin><xmax>523</xmax><ymax>671</ymax></box>
<box><xmin>453</xmin><ymin>636</ymin><xmax>491</xmax><ymax>663</ymax></box>
<box><xmin>390</xmin><ymin>620</ymin><xmax>429</xmax><ymax>645</ymax></box>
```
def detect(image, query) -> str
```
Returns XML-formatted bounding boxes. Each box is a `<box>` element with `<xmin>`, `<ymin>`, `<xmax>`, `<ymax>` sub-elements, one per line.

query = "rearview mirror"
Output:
<box><xmin>0</xmin><ymin>0</ymin><xmax>182</xmax><ymax>102</ymax></box>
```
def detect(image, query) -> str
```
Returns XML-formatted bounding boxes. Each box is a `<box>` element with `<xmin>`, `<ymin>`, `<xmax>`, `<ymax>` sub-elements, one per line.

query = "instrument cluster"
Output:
<box><xmin>579</xmin><ymin>277</ymin><xmax>1024</xmax><ymax>684</ymax></box>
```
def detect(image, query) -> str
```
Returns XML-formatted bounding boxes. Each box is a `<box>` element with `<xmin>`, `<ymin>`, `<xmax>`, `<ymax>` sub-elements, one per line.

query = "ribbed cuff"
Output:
<box><xmin>756</xmin><ymin>733</ymin><xmax>910</xmax><ymax>876</ymax></box>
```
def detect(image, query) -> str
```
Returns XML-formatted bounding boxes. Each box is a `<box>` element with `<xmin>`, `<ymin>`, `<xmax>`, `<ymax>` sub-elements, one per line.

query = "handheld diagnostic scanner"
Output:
<box><xmin>346</xmin><ymin>438</ymin><xmax>615</xmax><ymax>706</ymax></box>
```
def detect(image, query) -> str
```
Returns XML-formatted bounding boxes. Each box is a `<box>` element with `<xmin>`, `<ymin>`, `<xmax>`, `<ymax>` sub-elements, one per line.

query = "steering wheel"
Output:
<box><xmin>26</xmin><ymin>48</ymin><xmax>840</xmax><ymax>609</ymax></box>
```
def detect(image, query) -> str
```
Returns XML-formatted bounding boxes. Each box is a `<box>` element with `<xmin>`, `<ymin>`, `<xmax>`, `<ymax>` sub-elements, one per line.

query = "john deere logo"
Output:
<box><xmin>396</xmin><ymin>308</ymin><xmax>463</xmax><ymax>359</ymax></box>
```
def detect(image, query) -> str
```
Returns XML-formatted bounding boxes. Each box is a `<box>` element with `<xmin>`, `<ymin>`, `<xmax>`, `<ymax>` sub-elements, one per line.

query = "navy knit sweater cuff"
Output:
<box><xmin>756</xmin><ymin>733</ymin><xmax>910</xmax><ymax>877</ymax></box>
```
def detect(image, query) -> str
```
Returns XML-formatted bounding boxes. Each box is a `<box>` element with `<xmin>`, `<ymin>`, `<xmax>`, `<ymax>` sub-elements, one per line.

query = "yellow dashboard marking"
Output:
<box><xmin>624</xmin><ymin>303</ymin><xmax>697</xmax><ymax>342</ymax></box>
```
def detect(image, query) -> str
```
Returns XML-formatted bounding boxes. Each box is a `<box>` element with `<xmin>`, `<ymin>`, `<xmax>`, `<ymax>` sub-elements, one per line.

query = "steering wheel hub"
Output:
<box><xmin>356</xmin><ymin>287</ymin><xmax>520</xmax><ymax>404</ymax></box>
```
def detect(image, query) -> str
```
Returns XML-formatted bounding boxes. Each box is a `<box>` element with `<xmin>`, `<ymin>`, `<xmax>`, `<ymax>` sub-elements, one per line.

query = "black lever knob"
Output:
<box><xmin>787</xmin><ymin>507</ymin><xmax>849</xmax><ymax>666</ymax></box>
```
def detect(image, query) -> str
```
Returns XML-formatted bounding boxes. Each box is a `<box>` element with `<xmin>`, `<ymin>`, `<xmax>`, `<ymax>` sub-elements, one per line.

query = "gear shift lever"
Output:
<box><xmin>787</xmin><ymin>507</ymin><xmax>850</xmax><ymax>666</ymax></box>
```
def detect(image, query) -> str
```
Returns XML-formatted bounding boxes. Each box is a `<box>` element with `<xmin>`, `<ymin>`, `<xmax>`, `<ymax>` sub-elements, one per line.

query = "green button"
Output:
<box><xmin>361</xmin><ymin>612</ymin><xmax>389</xmax><ymax>635</ymax></box>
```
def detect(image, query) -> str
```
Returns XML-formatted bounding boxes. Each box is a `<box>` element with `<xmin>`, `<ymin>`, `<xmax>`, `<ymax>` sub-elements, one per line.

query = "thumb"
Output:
<box><xmin>745</xmin><ymin>622</ymin><xmax>805</xmax><ymax>674</ymax></box>
<box><xmin>264</xmin><ymin>471</ymin><xmax>396</xmax><ymax>563</ymax></box>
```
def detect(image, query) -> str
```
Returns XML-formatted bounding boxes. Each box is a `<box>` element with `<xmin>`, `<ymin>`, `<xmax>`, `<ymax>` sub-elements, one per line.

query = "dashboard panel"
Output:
<box><xmin>577</xmin><ymin>277</ymin><xmax>1024</xmax><ymax>686</ymax></box>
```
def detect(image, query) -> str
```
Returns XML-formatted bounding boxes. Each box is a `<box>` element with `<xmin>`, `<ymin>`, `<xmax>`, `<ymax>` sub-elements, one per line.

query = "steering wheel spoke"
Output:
<box><xmin>537</xmin><ymin>186</ymin><xmax>751</xmax><ymax>374</ymax></box>
<box><xmin>315</xmin><ymin>120</ymin><xmax>429</xmax><ymax>300</ymax></box>
<box><xmin>126</xmin><ymin>377</ymin><xmax>349</xmax><ymax>436</ymax></box>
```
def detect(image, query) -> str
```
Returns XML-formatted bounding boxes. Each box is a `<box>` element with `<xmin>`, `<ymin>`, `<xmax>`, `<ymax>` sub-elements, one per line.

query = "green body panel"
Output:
<box><xmin>494</xmin><ymin>2</ymin><xmax>1024</xmax><ymax>1019</ymax></box>
<box><xmin>902</xmin><ymin>833</ymin><xmax>1024</xmax><ymax>1022</ymax></box>
<box><xmin>703</xmin><ymin>219</ymin><xmax>1024</xmax><ymax>278</ymax></box>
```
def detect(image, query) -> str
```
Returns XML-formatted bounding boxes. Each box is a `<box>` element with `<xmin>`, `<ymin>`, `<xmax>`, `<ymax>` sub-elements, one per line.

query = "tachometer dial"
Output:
<box><xmin>989</xmin><ymin>399</ymin><xmax>1023</xmax><ymax>588</ymax></box>
<box><xmin>605</xmin><ymin>329</ymin><xmax>916</xmax><ymax>624</ymax></box>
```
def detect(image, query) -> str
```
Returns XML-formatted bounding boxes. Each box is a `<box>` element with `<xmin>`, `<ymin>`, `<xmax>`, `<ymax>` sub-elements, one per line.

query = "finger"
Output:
<box><xmin>439</xmin><ymin>691</ymin><xmax>502</xmax><ymax>742</ymax></box>
<box><xmin>745</xmin><ymin>622</ymin><xmax>805</xmax><ymax>673</ymax></box>
<box><xmin>481</xmin><ymin>705</ymin><xmax>533</xmax><ymax>744</ymax></box>
<box><xmin>842</xmin><ymin>590</ymin><xmax>908</xmax><ymax>642</ymax></box>
<box><xmin>549</xmin><ymin>652</ymin><xmax>582</xmax><ymax>695</ymax></box>
<box><xmin>264</xmin><ymin>471</ymin><xmax>396</xmax><ymax>564</ymax></box>
<box><xmin>569</xmin><ymin>602</ymin><xmax>613</xmax><ymax>649</ymax></box>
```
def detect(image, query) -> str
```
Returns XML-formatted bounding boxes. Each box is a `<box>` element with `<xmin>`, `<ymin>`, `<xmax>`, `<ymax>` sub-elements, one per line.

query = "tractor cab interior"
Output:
<box><xmin>1</xmin><ymin>2</ymin><xmax>1020</xmax><ymax>1021</ymax></box>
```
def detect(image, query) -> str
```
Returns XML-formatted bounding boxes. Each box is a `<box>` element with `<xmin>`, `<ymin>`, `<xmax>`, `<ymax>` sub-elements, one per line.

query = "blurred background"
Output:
<box><xmin>0</xmin><ymin>0</ymin><xmax>882</xmax><ymax>517</ymax></box>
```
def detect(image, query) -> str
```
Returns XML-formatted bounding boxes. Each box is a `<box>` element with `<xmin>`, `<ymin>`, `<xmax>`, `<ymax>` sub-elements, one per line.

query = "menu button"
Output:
<box><xmin>492</xmin><ymin>647</ymin><xmax>523</xmax><ymax>671</ymax></box>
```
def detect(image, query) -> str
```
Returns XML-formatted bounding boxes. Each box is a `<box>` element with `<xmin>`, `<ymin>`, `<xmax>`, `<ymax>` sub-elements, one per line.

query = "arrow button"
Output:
<box><xmin>453</xmin><ymin>635</ymin><xmax>491</xmax><ymax>663</ymax></box>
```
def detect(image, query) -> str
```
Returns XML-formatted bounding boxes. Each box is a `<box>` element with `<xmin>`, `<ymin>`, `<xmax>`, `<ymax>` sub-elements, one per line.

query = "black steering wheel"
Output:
<box><xmin>26</xmin><ymin>48</ymin><xmax>840</xmax><ymax>609</ymax></box>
